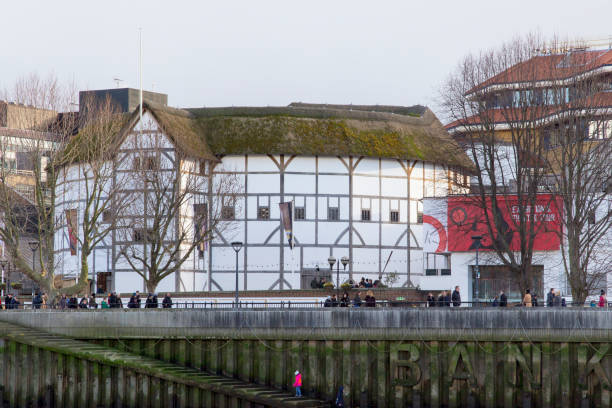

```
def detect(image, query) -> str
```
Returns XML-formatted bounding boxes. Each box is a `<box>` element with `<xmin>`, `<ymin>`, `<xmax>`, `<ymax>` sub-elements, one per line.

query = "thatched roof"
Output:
<box><xmin>58</xmin><ymin>102</ymin><xmax>473</xmax><ymax>171</ymax></box>
<box><xmin>186</xmin><ymin>104</ymin><xmax>473</xmax><ymax>170</ymax></box>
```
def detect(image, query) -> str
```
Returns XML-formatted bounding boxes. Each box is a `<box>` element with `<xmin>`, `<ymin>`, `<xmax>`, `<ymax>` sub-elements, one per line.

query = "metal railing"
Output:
<box><xmin>2</xmin><ymin>300</ymin><xmax>611</xmax><ymax>310</ymax></box>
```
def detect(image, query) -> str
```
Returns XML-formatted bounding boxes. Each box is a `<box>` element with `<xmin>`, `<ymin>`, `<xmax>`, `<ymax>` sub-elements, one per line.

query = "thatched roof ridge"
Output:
<box><xmin>186</xmin><ymin>104</ymin><xmax>429</xmax><ymax>125</ymax></box>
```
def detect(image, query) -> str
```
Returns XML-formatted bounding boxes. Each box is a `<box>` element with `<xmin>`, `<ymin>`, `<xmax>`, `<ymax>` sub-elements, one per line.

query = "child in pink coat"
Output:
<box><xmin>293</xmin><ymin>370</ymin><xmax>302</xmax><ymax>397</ymax></box>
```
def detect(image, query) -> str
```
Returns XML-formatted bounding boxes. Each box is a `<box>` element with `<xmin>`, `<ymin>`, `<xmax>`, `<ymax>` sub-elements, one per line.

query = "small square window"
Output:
<box><xmin>102</xmin><ymin>210</ymin><xmax>112</xmax><ymax>224</ymax></box>
<box><xmin>417</xmin><ymin>211</ymin><xmax>423</xmax><ymax>224</ymax></box>
<box><xmin>361</xmin><ymin>209</ymin><xmax>371</xmax><ymax>221</ymax></box>
<box><xmin>588</xmin><ymin>210</ymin><xmax>596</xmax><ymax>225</ymax></box>
<box><xmin>390</xmin><ymin>210</ymin><xmax>399</xmax><ymax>223</ymax></box>
<box><xmin>221</xmin><ymin>206</ymin><xmax>235</xmax><ymax>220</ymax></box>
<box><xmin>145</xmin><ymin>156</ymin><xmax>158</xmax><ymax>170</ymax></box>
<box><xmin>133</xmin><ymin>228</ymin><xmax>155</xmax><ymax>243</ymax></box>
<box><xmin>328</xmin><ymin>207</ymin><xmax>339</xmax><ymax>221</ymax></box>
<box><xmin>295</xmin><ymin>207</ymin><xmax>305</xmax><ymax>220</ymax></box>
<box><xmin>258</xmin><ymin>206</ymin><xmax>270</xmax><ymax>220</ymax></box>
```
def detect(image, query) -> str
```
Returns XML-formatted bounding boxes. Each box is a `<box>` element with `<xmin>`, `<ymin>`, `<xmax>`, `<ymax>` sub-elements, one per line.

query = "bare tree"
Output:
<box><xmin>116</xmin><ymin>119</ymin><xmax>240</xmax><ymax>292</ymax></box>
<box><xmin>55</xmin><ymin>95</ymin><xmax>132</xmax><ymax>295</ymax></box>
<box><xmin>539</xmin><ymin>43</ymin><xmax>612</xmax><ymax>303</ymax></box>
<box><xmin>0</xmin><ymin>73</ymin><xmax>78</xmax><ymax>299</ymax></box>
<box><xmin>440</xmin><ymin>34</ymin><xmax>557</xmax><ymax>296</ymax></box>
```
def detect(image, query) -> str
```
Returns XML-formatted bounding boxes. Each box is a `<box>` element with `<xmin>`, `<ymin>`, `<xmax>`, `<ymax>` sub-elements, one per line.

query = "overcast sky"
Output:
<box><xmin>2</xmin><ymin>0</ymin><xmax>611</xmax><ymax>117</ymax></box>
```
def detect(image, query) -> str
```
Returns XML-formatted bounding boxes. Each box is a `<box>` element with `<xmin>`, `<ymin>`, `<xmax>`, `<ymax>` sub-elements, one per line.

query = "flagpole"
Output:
<box><xmin>139</xmin><ymin>27</ymin><xmax>143</xmax><ymax>124</ymax></box>
<box><xmin>291</xmin><ymin>199</ymin><xmax>295</xmax><ymax>275</ymax></box>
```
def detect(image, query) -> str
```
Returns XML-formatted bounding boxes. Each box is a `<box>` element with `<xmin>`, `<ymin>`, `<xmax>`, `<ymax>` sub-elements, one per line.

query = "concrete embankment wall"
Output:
<box><xmin>3</xmin><ymin>309</ymin><xmax>612</xmax><ymax>407</ymax></box>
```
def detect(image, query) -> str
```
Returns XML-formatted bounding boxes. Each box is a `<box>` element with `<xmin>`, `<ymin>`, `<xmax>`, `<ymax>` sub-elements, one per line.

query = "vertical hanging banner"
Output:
<box><xmin>279</xmin><ymin>201</ymin><xmax>295</xmax><ymax>249</ymax></box>
<box><xmin>65</xmin><ymin>209</ymin><xmax>78</xmax><ymax>256</ymax></box>
<box><xmin>194</xmin><ymin>203</ymin><xmax>208</xmax><ymax>258</ymax></box>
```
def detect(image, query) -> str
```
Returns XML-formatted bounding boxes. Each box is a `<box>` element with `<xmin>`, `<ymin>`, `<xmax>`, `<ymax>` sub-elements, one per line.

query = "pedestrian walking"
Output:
<box><xmin>293</xmin><ymin>370</ymin><xmax>302</xmax><ymax>397</ymax></box>
<box><xmin>335</xmin><ymin>385</ymin><xmax>345</xmax><ymax>407</ymax></box>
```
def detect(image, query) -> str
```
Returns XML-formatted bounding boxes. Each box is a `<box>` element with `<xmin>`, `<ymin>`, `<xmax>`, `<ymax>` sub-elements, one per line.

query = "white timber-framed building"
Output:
<box><xmin>54</xmin><ymin>99</ymin><xmax>473</xmax><ymax>294</ymax></box>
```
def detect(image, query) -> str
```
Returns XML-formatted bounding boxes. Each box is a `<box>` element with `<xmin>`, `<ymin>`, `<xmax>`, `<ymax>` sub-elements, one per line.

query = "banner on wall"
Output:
<box><xmin>65</xmin><ymin>209</ymin><xmax>78</xmax><ymax>256</ymax></box>
<box><xmin>279</xmin><ymin>201</ymin><xmax>295</xmax><ymax>249</ymax></box>
<box><xmin>194</xmin><ymin>203</ymin><xmax>208</xmax><ymax>257</ymax></box>
<box><xmin>423</xmin><ymin>195</ymin><xmax>562</xmax><ymax>253</ymax></box>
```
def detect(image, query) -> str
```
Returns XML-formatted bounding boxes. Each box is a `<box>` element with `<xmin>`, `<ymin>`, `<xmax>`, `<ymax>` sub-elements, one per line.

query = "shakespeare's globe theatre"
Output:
<box><xmin>55</xmin><ymin>102</ymin><xmax>473</xmax><ymax>293</ymax></box>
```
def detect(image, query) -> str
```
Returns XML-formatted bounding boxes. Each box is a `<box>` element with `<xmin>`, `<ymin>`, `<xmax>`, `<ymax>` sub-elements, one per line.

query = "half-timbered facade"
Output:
<box><xmin>55</xmin><ymin>102</ymin><xmax>472</xmax><ymax>293</ymax></box>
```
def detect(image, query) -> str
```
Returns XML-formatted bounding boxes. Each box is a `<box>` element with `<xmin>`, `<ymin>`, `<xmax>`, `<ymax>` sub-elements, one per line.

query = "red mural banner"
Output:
<box><xmin>447</xmin><ymin>194</ymin><xmax>562</xmax><ymax>252</ymax></box>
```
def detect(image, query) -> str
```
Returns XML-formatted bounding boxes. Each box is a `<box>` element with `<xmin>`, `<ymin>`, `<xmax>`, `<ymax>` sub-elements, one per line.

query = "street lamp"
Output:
<box><xmin>0</xmin><ymin>259</ymin><xmax>7</xmax><ymax>297</ymax></box>
<box><xmin>28</xmin><ymin>241</ymin><xmax>39</xmax><ymax>298</ymax></box>
<box><xmin>472</xmin><ymin>235</ymin><xmax>482</xmax><ymax>305</ymax></box>
<box><xmin>341</xmin><ymin>256</ymin><xmax>349</xmax><ymax>282</ymax></box>
<box><xmin>231</xmin><ymin>241</ymin><xmax>243</xmax><ymax>308</ymax></box>
<box><xmin>328</xmin><ymin>256</ymin><xmax>336</xmax><ymax>292</ymax></box>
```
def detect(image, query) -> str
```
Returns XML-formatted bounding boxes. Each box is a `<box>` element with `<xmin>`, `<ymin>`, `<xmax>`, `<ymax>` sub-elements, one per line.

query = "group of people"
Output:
<box><xmin>310</xmin><ymin>276</ymin><xmax>382</xmax><ymax>289</ymax></box>
<box><xmin>323</xmin><ymin>290</ymin><xmax>376</xmax><ymax>307</ymax></box>
<box><xmin>522</xmin><ymin>288</ymin><xmax>567</xmax><ymax>307</ymax></box>
<box><xmin>0</xmin><ymin>291</ymin><xmax>175</xmax><ymax>310</ymax></box>
<box><xmin>426</xmin><ymin>286</ymin><xmax>462</xmax><ymax>307</ymax></box>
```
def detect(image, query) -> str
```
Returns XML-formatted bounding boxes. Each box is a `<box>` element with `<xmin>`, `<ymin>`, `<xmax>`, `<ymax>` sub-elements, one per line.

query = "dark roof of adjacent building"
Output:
<box><xmin>469</xmin><ymin>49</ymin><xmax>612</xmax><ymax>94</ymax></box>
<box><xmin>59</xmin><ymin>102</ymin><xmax>474</xmax><ymax>171</ymax></box>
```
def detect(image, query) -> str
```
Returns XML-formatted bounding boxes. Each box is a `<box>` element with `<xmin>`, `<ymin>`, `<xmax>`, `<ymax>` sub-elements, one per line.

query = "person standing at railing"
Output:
<box><xmin>523</xmin><ymin>289</ymin><xmax>532</xmax><ymax>307</ymax></box>
<box><xmin>101</xmin><ymin>297</ymin><xmax>109</xmax><ymax>309</ymax></box>
<box><xmin>68</xmin><ymin>295</ymin><xmax>78</xmax><ymax>309</ymax></box>
<box><xmin>127</xmin><ymin>293</ymin><xmax>139</xmax><ymax>309</ymax></box>
<box><xmin>365</xmin><ymin>290</ymin><xmax>376</xmax><ymax>307</ymax></box>
<box><xmin>162</xmin><ymin>293</ymin><xmax>172</xmax><ymax>308</ymax></box>
<box><xmin>89</xmin><ymin>294</ymin><xmax>98</xmax><ymax>309</ymax></box>
<box><xmin>599</xmin><ymin>290</ymin><xmax>607</xmax><ymax>308</ymax></box>
<box><xmin>59</xmin><ymin>294</ymin><xmax>67</xmax><ymax>310</ymax></box>
<box><xmin>79</xmin><ymin>297</ymin><xmax>88</xmax><ymax>309</ymax></box>
<box><xmin>499</xmin><ymin>291</ymin><xmax>507</xmax><ymax>307</ymax></box>
<box><xmin>546</xmin><ymin>288</ymin><xmax>555</xmax><ymax>307</ymax></box>
<box><xmin>452</xmin><ymin>286</ymin><xmax>461</xmax><ymax>307</ymax></box>
<box><xmin>339</xmin><ymin>292</ymin><xmax>350</xmax><ymax>307</ymax></box>
<box><xmin>145</xmin><ymin>293</ymin><xmax>155</xmax><ymax>308</ymax></box>
<box><xmin>427</xmin><ymin>293</ymin><xmax>435</xmax><ymax>307</ymax></box>
<box><xmin>553</xmin><ymin>290</ymin><xmax>561</xmax><ymax>307</ymax></box>
<box><xmin>353</xmin><ymin>292</ymin><xmax>362</xmax><ymax>307</ymax></box>
<box><xmin>32</xmin><ymin>293</ymin><xmax>42</xmax><ymax>309</ymax></box>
